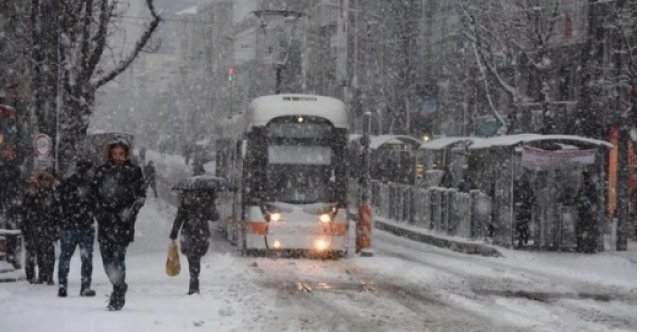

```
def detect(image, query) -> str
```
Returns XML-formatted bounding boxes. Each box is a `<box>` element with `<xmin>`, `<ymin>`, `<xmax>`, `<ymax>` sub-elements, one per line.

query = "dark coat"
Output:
<box><xmin>21</xmin><ymin>188</ymin><xmax>60</xmax><ymax>247</ymax></box>
<box><xmin>57</xmin><ymin>174</ymin><xmax>96</xmax><ymax>230</ymax></box>
<box><xmin>514</xmin><ymin>178</ymin><xmax>535</xmax><ymax>222</ymax></box>
<box><xmin>169</xmin><ymin>194</ymin><xmax>219</xmax><ymax>257</ymax></box>
<box><xmin>143</xmin><ymin>163</ymin><xmax>156</xmax><ymax>184</ymax></box>
<box><xmin>92</xmin><ymin>160</ymin><xmax>145</xmax><ymax>245</ymax></box>
<box><xmin>576</xmin><ymin>178</ymin><xmax>598</xmax><ymax>252</ymax></box>
<box><xmin>440</xmin><ymin>170</ymin><xmax>453</xmax><ymax>188</ymax></box>
<box><xmin>576</xmin><ymin>179</ymin><xmax>598</xmax><ymax>225</ymax></box>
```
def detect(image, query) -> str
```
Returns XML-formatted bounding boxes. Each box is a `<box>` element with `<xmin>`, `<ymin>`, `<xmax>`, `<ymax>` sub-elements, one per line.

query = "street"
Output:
<box><xmin>0</xmin><ymin>193</ymin><xmax>636</xmax><ymax>332</ymax></box>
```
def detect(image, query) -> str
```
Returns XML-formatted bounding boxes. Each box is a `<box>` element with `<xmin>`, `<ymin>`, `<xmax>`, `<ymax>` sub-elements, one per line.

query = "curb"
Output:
<box><xmin>374</xmin><ymin>219</ymin><xmax>502</xmax><ymax>257</ymax></box>
<box><xmin>0</xmin><ymin>270</ymin><xmax>23</xmax><ymax>283</ymax></box>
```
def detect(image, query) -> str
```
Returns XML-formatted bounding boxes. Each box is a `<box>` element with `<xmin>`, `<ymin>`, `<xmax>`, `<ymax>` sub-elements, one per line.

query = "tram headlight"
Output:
<box><xmin>270</xmin><ymin>212</ymin><xmax>281</xmax><ymax>222</ymax></box>
<box><xmin>319</xmin><ymin>213</ymin><xmax>332</xmax><ymax>224</ymax></box>
<box><xmin>315</xmin><ymin>239</ymin><xmax>329</xmax><ymax>251</ymax></box>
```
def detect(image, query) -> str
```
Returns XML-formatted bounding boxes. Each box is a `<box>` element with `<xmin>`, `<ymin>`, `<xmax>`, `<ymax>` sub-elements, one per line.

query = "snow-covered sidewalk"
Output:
<box><xmin>0</xmin><ymin>198</ymin><xmax>264</xmax><ymax>332</ymax></box>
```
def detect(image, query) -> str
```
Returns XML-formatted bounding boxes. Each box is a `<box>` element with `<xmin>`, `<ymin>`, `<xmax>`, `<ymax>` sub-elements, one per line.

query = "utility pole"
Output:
<box><xmin>356</xmin><ymin>112</ymin><xmax>373</xmax><ymax>257</ymax></box>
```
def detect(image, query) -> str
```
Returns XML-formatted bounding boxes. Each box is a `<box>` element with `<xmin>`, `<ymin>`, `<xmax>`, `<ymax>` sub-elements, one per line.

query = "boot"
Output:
<box><xmin>57</xmin><ymin>285</ymin><xmax>67</xmax><ymax>297</ymax></box>
<box><xmin>106</xmin><ymin>292</ymin><xmax>125</xmax><ymax>311</ymax></box>
<box><xmin>80</xmin><ymin>279</ymin><xmax>96</xmax><ymax>297</ymax></box>
<box><xmin>107</xmin><ymin>284</ymin><xmax>127</xmax><ymax>311</ymax></box>
<box><xmin>188</xmin><ymin>278</ymin><xmax>199</xmax><ymax>295</ymax></box>
<box><xmin>46</xmin><ymin>277</ymin><xmax>55</xmax><ymax>286</ymax></box>
<box><xmin>25</xmin><ymin>267</ymin><xmax>35</xmax><ymax>284</ymax></box>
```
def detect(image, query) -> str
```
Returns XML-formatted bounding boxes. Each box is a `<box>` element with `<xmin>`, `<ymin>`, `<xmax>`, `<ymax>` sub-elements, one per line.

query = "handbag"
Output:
<box><xmin>165</xmin><ymin>240</ymin><xmax>181</xmax><ymax>277</ymax></box>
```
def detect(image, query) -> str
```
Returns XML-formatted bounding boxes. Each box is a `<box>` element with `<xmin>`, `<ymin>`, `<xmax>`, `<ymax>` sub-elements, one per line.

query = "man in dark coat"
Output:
<box><xmin>56</xmin><ymin>160</ymin><xmax>97</xmax><ymax>297</ymax></box>
<box><xmin>143</xmin><ymin>161</ymin><xmax>158</xmax><ymax>198</ymax></box>
<box><xmin>514</xmin><ymin>174</ymin><xmax>535</xmax><ymax>248</ymax></box>
<box><xmin>21</xmin><ymin>171</ymin><xmax>60</xmax><ymax>285</ymax></box>
<box><xmin>576</xmin><ymin>170</ymin><xmax>598</xmax><ymax>253</ymax></box>
<box><xmin>92</xmin><ymin>139</ymin><xmax>145</xmax><ymax>311</ymax></box>
<box><xmin>169</xmin><ymin>190</ymin><xmax>219</xmax><ymax>295</ymax></box>
<box><xmin>139</xmin><ymin>146</ymin><xmax>147</xmax><ymax>164</ymax></box>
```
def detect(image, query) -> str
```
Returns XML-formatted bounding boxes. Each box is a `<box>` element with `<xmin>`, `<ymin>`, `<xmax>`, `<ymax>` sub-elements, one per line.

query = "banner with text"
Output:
<box><xmin>521</xmin><ymin>145</ymin><xmax>596</xmax><ymax>170</ymax></box>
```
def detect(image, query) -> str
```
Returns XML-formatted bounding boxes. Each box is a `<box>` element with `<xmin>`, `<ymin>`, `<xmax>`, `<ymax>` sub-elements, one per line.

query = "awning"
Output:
<box><xmin>467</xmin><ymin>134</ymin><xmax>613</xmax><ymax>150</ymax></box>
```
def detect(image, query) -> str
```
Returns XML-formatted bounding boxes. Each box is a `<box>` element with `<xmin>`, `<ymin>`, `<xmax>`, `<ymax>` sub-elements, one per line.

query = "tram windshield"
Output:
<box><xmin>266</xmin><ymin>145</ymin><xmax>334</xmax><ymax>204</ymax></box>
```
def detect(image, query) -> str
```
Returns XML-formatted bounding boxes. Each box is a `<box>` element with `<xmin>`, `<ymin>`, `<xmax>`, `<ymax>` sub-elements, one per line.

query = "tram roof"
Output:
<box><xmin>247</xmin><ymin>94</ymin><xmax>348</xmax><ymax>130</ymax></box>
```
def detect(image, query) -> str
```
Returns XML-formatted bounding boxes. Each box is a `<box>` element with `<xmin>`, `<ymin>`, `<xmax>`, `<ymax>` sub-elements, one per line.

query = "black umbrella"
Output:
<box><xmin>171</xmin><ymin>175</ymin><xmax>237</xmax><ymax>192</ymax></box>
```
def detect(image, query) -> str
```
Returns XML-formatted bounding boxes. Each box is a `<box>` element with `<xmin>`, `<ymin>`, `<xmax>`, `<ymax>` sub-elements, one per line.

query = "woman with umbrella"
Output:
<box><xmin>169</xmin><ymin>177</ymin><xmax>226</xmax><ymax>295</ymax></box>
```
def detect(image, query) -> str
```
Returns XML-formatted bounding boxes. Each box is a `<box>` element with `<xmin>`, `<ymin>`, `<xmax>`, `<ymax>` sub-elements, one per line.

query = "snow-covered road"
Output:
<box><xmin>0</xmin><ymin>195</ymin><xmax>636</xmax><ymax>332</ymax></box>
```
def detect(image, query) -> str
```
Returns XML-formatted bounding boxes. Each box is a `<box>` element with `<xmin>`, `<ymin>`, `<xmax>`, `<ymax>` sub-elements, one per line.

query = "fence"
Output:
<box><xmin>371</xmin><ymin>180</ymin><xmax>493</xmax><ymax>241</ymax></box>
<box><xmin>370</xmin><ymin>180</ymin><xmax>590</xmax><ymax>250</ymax></box>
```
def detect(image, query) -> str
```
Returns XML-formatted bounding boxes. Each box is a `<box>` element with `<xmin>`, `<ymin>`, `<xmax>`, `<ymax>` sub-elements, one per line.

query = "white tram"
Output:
<box><xmin>216</xmin><ymin>94</ymin><xmax>350</xmax><ymax>257</ymax></box>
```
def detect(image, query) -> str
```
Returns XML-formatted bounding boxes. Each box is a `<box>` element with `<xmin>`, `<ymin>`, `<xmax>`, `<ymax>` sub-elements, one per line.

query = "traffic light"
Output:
<box><xmin>227</xmin><ymin>67</ymin><xmax>235</xmax><ymax>82</ymax></box>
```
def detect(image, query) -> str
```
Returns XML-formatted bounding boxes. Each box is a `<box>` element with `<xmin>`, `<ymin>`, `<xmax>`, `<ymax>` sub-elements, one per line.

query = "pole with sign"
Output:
<box><xmin>33</xmin><ymin>133</ymin><xmax>53</xmax><ymax>171</ymax></box>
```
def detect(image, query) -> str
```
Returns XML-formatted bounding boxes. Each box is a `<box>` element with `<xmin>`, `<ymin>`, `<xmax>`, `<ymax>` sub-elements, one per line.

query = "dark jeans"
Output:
<box><xmin>516</xmin><ymin>219</ymin><xmax>530</xmax><ymax>247</ymax></box>
<box><xmin>25</xmin><ymin>239</ymin><xmax>55</xmax><ymax>282</ymax></box>
<box><xmin>99</xmin><ymin>240</ymin><xmax>128</xmax><ymax>296</ymax></box>
<box><xmin>58</xmin><ymin>228</ymin><xmax>95</xmax><ymax>286</ymax></box>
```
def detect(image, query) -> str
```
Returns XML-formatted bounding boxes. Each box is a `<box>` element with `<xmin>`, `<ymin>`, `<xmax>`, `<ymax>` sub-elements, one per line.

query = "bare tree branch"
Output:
<box><xmin>77</xmin><ymin>0</ymin><xmax>94</xmax><ymax>88</ymax></box>
<box><xmin>470</xmin><ymin>41</ymin><xmax>508</xmax><ymax>132</ymax></box>
<box><xmin>93</xmin><ymin>0</ymin><xmax>161</xmax><ymax>90</ymax></box>
<box><xmin>83</xmin><ymin>0</ymin><xmax>113</xmax><ymax>83</ymax></box>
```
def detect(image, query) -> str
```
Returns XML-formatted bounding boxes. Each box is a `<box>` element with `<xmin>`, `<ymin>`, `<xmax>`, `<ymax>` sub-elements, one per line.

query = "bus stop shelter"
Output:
<box><xmin>418</xmin><ymin>134</ymin><xmax>612</xmax><ymax>250</ymax></box>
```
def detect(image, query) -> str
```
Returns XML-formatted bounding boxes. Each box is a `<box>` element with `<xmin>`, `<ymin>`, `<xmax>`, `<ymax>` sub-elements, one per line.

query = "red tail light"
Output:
<box><xmin>0</xmin><ymin>105</ymin><xmax>15</xmax><ymax>118</ymax></box>
<box><xmin>4</xmin><ymin>147</ymin><xmax>15</xmax><ymax>160</ymax></box>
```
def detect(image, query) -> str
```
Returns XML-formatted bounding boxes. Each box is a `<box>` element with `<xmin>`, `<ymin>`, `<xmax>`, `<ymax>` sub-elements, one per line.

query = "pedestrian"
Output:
<box><xmin>575</xmin><ymin>170</ymin><xmax>598</xmax><ymax>253</ymax></box>
<box><xmin>4</xmin><ymin>198</ymin><xmax>24</xmax><ymax>269</ymax></box>
<box><xmin>143</xmin><ymin>161</ymin><xmax>158</xmax><ymax>198</ymax></box>
<box><xmin>139</xmin><ymin>146</ymin><xmax>147</xmax><ymax>165</ymax></box>
<box><xmin>514</xmin><ymin>173</ymin><xmax>534</xmax><ymax>248</ymax></box>
<box><xmin>159</xmin><ymin>139</ymin><xmax>167</xmax><ymax>158</ymax></box>
<box><xmin>56</xmin><ymin>160</ymin><xmax>97</xmax><ymax>297</ymax></box>
<box><xmin>192</xmin><ymin>151</ymin><xmax>206</xmax><ymax>176</ymax></box>
<box><xmin>92</xmin><ymin>139</ymin><xmax>146</xmax><ymax>311</ymax></box>
<box><xmin>183</xmin><ymin>144</ymin><xmax>192</xmax><ymax>166</ymax></box>
<box><xmin>439</xmin><ymin>168</ymin><xmax>453</xmax><ymax>188</ymax></box>
<box><xmin>458</xmin><ymin>174</ymin><xmax>473</xmax><ymax>193</ymax></box>
<box><xmin>169</xmin><ymin>189</ymin><xmax>219</xmax><ymax>295</ymax></box>
<box><xmin>21</xmin><ymin>171</ymin><xmax>60</xmax><ymax>285</ymax></box>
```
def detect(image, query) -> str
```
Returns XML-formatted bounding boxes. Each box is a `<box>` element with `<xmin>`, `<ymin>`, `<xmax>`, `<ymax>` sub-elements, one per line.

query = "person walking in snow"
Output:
<box><xmin>21</xmin><ymin>171</ymin><xmax>60</xmax><ymax>285</ymax></box>
<box><xmin>139</xmin><ymin>146</ymin><xmax>147</xmax><ymax>165</ymax></box>
<box><xmin>169</xmin><ymin>189</ymin><xmax>219</xmax><ymax>295</ymax></box>
<box><xmin>514</xmin><ymin>173</ymin><xmax>535</xmax><ymax>249</ymax></box>
<box><xmin>56</xmin><ymin>160</ymin><xmax>97</xmax><ymax>297</ymax></box>
<box><xmin>143</xmin><ymin>161</ymin><xmax>158</xmax><ymax>198</ymax></box>
<box><xmin>575</xmin><ymin>170</ymin><xmax>598</xmax><ymax>253</ymax></box>
<box><xmin>192</xmin><ymin>150</ymin><xmax>206</xmax><ymax>176</ymax></box>
<box><xmin>92</xmin><ymin>139</ymin><xmax>145</xmax><ymax>311</ymax></box>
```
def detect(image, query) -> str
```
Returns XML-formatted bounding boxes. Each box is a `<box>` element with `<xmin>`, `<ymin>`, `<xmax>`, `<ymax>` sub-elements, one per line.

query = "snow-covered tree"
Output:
<box><xmin>56</xmin><ymin>0</ymin><xmax>161</xmax><ymax>170</ymax></box>
<box><xmin>6</xmin><ymin>0</ymin><xmax>161</xmax><ymax>173</ymax></box>
<box><xmin>460</xmin><ymin>0</ymin><xmax>565</xmax><ymax>133</ymax></box>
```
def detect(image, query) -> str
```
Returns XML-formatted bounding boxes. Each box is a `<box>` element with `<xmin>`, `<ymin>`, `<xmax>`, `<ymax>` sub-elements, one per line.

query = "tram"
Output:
<box><xmin>216</xmin><ymin>94</ymin><xmax>350</xmax><ymax>257</ymax></box>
